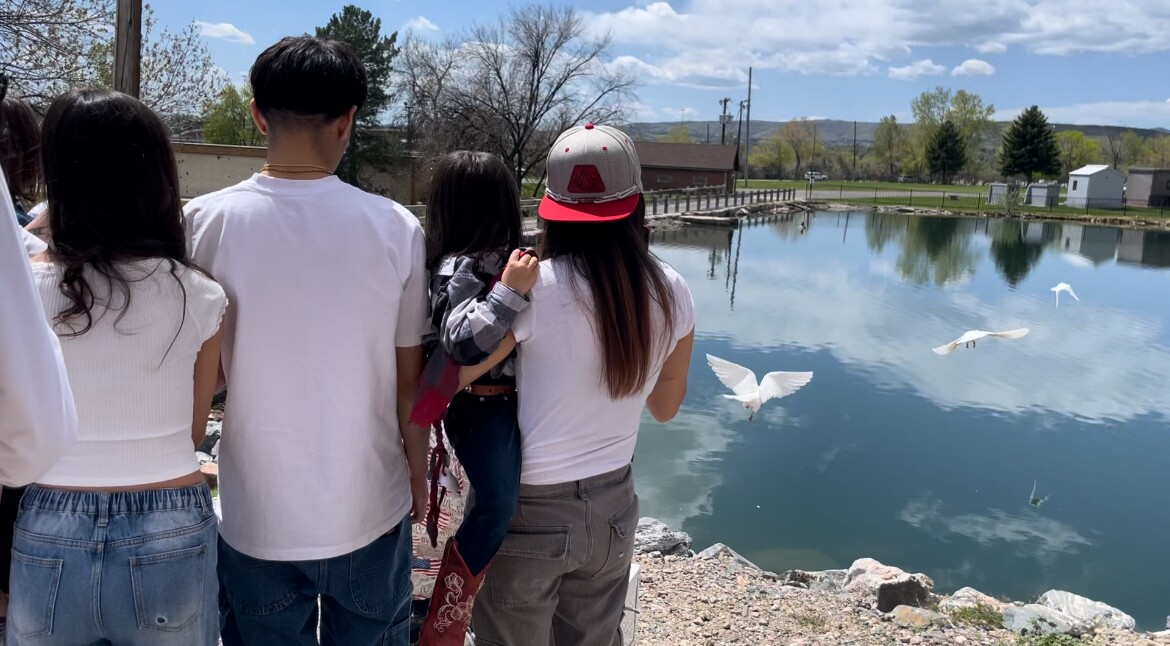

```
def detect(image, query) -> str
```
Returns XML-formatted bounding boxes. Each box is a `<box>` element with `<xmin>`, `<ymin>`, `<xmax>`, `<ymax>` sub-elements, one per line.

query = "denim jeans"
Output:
<box><xmin>443</xmin><ymin>392</ymin><xmax>522</xmax><ymax>575</ymax></box>
<box><xmin>217</xmin><ymin>514</ymin><xmax>412</xmax><ymax>646</ymax></box>
<box><xmin>7</xmin><ymin>483</ymin><xmax>219</xmax><ymax>646</ymax></box>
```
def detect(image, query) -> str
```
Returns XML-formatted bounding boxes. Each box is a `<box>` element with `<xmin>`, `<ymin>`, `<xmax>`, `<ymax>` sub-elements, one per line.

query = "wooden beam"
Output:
<box><xmin>113</xmin><ymin>0</ymin><xmax>142</xmax><ymax>98</ymax></box>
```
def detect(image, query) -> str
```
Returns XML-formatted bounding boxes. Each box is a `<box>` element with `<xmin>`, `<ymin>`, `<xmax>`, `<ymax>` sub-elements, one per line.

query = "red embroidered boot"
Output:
<box><xmin>418</xmin><ymin>539</ymin><xmax>486</xmax><ymax>646</ymax></box>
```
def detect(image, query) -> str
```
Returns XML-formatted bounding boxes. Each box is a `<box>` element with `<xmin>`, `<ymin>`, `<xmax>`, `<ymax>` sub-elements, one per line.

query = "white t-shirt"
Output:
<box><xmin>513</xmin><ymin>258</ymin><xmax>694</xmax><ymax>485</ymax></box>
<box><xmin>0</xmin><ymin>176</ymin><xmax>76</xmax><ymax>487</ymax></box>
<box><xmin>32</xmin><ymin>260</ymin><xmax>227</xmax><ymax>487</ymax></box>
<box><xmin>185</xmin><ymin>174</ymin><xmax>428</xmax><ymax>561</ymax></box>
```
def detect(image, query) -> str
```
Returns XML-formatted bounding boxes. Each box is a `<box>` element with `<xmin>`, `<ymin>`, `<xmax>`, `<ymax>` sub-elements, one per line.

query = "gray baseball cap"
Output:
<box><xmin>539</xmin><ymin>122</ymin><xmax>643</xmax><ymax>222</ymax></box>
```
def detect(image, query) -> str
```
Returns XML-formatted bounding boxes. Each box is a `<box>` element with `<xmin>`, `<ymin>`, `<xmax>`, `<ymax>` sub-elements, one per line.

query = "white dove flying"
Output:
<box><xmin>1050</xmin><ymin>282</ymin><xmax>1079</xmax><ymax>307</ymax></box>
<box><xmin>932</xmin><ymin>328</ymin><xmax>1030</xmax><ymax>355</ymax></box>
<box><xmin>706</xmin><ymin>354</ymin><xmax>813</xmax><ymax>421</ymax></box>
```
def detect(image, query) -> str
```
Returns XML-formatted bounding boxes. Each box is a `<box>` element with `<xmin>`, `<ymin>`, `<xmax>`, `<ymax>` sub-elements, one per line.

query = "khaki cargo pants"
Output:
<box><xmin>471</xmin><ymin>464</ymin><xmax>638</xmax><ymax>646</ymax></box>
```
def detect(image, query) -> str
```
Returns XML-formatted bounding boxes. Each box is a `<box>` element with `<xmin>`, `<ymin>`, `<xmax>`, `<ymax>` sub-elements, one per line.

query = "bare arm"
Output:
<box><xmin>646</xmin><ymin>329</ymin><xmax>694</xmax><ymax>422</ymax></box>
<box><xmin>458</xmin><ymin>332</ymin><xmax>517</xmax><ymax>389</ymax></box>
<box><xmin>396</xmin><ymin>345</ymin><xmax>430</xmax><ymax>521</ymax></box>
<box><xmin>191</xmin><ymin>330</ymin><xmax>224</xmax><ymax>448</ymax></box>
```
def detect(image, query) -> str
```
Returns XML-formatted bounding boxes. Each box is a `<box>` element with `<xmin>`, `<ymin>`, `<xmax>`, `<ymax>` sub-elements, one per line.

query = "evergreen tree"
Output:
<box><xmin>999</xmin><ymin>105</ymin><xmax>1060</xmax><ymax>184</ymax></box>
<box><xmin>926</xmin><ymin>119</ymin><xmax>965</xmax><ymax>184</ymax></box>
<box><xmin>316</xmin><ymin>5</ymin><xmax>400</xmax><ymax>189</ymax></box>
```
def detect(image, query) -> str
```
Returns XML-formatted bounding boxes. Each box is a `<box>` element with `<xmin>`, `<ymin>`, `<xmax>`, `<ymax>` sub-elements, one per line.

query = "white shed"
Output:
<box><xmin>1066</xmin><ymin>165</ymin><xmax>1125</xmax><ymax>209</ymax></box>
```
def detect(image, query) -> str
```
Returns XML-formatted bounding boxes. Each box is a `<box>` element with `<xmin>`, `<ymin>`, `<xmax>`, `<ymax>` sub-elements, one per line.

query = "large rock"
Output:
<box><xmin>843</xmin><ymin>558</ymin><xmax>934</xmax><ymax>613</ymax></box>
<box><xmin>890</xmin><ymin>605</ymin><xmax>949</xmax><ymax>629</ymax></box>
<box><xmin>1038</xmin><ymin>590</ymin><xmax>1135</xmax><ymax>631</ymax></box>
<box><xmin>940</xmin><ymin>587</ymin><xmax>1007</xmax><ymax>613</ymax></box>
<box><xmin>634</xmin><ymin>517</ymin><xmax>692</xmax><ymax>556</ymax></box>
<box><xmin>1002</xmin><ymin>604</ymin><xmax>1091</xmax><ymax>637</ymax></box>
<box><xmin>780</xmin><ymin>568</ymin><xmax>848</xmax><ymax>593</ymax></box>
<box><xmin>696</xmin><ymin>543</ymin><xmax>761</xmax><ymax>571</ymax></box>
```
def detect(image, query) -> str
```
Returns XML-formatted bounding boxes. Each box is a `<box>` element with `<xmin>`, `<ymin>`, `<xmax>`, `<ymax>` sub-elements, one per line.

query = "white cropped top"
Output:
<box><xmin>32</xmin><ymin>259</ymin><xmax>227</xmax><ymax>487</ymax></box>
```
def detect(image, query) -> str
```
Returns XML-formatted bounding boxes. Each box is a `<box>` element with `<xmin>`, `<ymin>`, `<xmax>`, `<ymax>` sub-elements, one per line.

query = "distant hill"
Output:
<box><xmin>623</xmin><ymin>119</ymin><xmax>1168</xmax><ymax>148</ymax></box>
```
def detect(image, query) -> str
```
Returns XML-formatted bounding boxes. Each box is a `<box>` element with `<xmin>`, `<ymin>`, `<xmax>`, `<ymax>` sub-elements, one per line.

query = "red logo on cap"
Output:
<box><xmin>566</xmin><ymin>164</ymin><xmax>606</xmax><ymax>194</ymax></box>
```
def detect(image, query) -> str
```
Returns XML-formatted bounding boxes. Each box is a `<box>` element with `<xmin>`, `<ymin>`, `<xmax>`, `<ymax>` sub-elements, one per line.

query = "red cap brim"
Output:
<box><xmin>538</xmin><ymin>193</ymin><xmax>640</xmax><ymax>222</ymax></box>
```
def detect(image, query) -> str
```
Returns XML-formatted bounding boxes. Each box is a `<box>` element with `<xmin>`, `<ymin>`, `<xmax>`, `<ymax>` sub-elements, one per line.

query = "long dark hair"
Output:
<box><xmin>0</xmin><ymin>96</ymin><xmax>42</xmax><ymax>207</ymax></box>
<box><xmin>424</xmin><ymin>151</ymin><xmax>522</xmax><ymax>270</ymax></box>
<box><xmin>541</xmin><ymin>195</ymin><xmax>676</xmax><ymax>399</ymax></box>
<box><xmin>42</xmin><ymin>89</ymin><xmax>193</xmax><ymax>338</ymax></box>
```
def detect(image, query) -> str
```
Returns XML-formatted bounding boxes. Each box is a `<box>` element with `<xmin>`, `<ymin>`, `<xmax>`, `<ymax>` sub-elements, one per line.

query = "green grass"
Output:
<box><xmin>1008</xmin><ymin>634</ymin><xmax>1083</xmax><ymax>646</ymax></box>
<box><xmin>948</xmin><ymin>604</ymin><xmax>1004</xmax><ymax>629</ymax></box>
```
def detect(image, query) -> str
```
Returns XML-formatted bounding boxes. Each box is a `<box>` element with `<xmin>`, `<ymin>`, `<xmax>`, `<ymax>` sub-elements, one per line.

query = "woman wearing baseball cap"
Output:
<box><xmin>471</xmin><ymin>123</ymin><xmax>695</xmax><ymax>645</ymax></box>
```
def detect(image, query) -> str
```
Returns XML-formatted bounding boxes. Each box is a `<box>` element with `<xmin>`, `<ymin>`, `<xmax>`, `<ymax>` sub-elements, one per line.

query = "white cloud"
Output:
<box><xmin>975</xmin><ymin>41</ymin><xmax>1008</xmax><ymax>54</ymax></box>
<box><xmin>951</xmin><ymin>58</ymin><xmax>996</xmax><ymax>76</ymax></box>
<box><xmin>402</xmin><ymin>16</ymin><xmax>439</xmax><ymax>33</ymax></box>
<box><xmin>888</xmin><ymin>59</ymin><xmax>946</xmax><ymax>80</ymax></box>
<box><xmin>583</xmin><ymin>0</ymin><xmax>1170</xmax><ymax>87</ymax></box>
<box><xmin>195</xmin><ymin>21</ymin><xmax>253</xmax><ymax>46</ymax></box>
<box><xmin>997</xmin><ymin>100</ymin><xmax>1170</xmax><ymax>128</ymax></box>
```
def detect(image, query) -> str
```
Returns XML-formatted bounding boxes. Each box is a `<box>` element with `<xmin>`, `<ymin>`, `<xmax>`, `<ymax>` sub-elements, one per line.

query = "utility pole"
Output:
<box><xmin>743</xmin><ymin>67</ymin><xmax>752</xmax><ymax>188</ymax></box>
<box><xmin>718</xmin><ymin>97</ymin><xmax>731</xmax><ymax>145</ymax></box>
<box><xmin>734</xmin><ymin>100</ymin><xmax>745</xmax><ymax>193</ymax></box>
<box><xmin>706</xmin><ymin>123</ymin><xmax>710</xmax><ymax>145</ymax></box>
<box><xmin>113</xmin><ymin>0</ymin><xmax>142</xmax><ymax>98</ymax></box>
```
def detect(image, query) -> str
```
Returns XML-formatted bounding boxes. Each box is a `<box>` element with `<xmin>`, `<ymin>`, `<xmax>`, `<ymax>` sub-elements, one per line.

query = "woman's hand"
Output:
<box><xmin>501</xmin><ymin>248</ymin><xmax>539</xmax><ymax>296</ymax></box>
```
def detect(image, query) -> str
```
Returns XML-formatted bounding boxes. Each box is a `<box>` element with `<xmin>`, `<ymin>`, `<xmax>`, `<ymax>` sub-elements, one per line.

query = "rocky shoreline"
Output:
<box><xmin>632</xmin><ymin>518</ymin><xmax>1169</xmax><ymax>646</ymax></box>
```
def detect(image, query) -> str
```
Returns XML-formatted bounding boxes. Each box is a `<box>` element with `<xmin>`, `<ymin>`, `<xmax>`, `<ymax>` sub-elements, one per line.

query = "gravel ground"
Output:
<box><xmin>633</xmin><ymin>552</ymin><xmax>1170</xmax><ymax>646</ymax></box>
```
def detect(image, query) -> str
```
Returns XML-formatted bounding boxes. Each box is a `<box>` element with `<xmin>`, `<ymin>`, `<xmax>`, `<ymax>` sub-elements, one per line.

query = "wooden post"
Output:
<box><xmin>114</xmin><ymin>0</ymin><xmax>143</xmax><ymax>98</ymax></box>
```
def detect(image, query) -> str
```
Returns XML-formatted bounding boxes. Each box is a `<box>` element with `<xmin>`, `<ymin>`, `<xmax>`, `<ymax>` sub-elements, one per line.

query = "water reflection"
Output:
<box><xmin>637</xmin><ymin>211</ymin><xmax>1170</xmax><ymax>628</ymax></box>
<box><xmin>899</xmin><ymin>495</ymin><xmax>1094</xmax><ymax>558</ymax></box>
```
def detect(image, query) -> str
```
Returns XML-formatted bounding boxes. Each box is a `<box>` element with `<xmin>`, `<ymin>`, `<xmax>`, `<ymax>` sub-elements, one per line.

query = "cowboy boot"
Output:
<box><xmin>418</xmin><ymin>539</ymin><xmax>487</xmax><ymax>646</ymax></box>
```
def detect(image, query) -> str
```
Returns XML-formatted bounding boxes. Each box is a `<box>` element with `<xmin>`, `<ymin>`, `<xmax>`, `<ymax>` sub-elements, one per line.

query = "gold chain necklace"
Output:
<box><xmin>261</xmin><ymin>163</ymin><xmax>332</xmax><ymax>175</ymax></box>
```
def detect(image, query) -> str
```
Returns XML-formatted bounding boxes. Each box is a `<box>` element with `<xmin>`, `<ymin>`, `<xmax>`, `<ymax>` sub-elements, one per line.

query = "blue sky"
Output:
<box><xmin>161</xmin><ymin>0</ymin><xmax>1170</xmax><ymax>128</ymax></box>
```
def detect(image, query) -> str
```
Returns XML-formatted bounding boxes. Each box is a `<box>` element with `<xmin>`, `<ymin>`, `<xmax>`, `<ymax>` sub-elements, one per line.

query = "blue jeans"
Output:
<box><xmin>443</xmin><ymin>392</ymin><xmax>522</xmax><ymax>575</ymax></box>
<box><xmin>217</xmin><ymin>514</ymin><xmax>412</xmax><ymax>646</ymax></box>
<box><xmin>7</xmin><ymin>483</ymin><xmax>219</xmax><ymax>646</ymax></box>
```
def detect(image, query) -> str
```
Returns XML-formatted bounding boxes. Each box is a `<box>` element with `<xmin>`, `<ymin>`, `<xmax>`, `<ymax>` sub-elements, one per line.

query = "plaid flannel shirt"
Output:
<box><xmin>423</xmin><ymin>250</ymin><xmax>528</xmax><ymax>383</ymax></box>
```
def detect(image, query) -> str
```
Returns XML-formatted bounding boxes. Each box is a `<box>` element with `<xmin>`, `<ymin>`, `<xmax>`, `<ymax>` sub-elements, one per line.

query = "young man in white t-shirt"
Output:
<box><xmin>184</xmin><ymin>36</ymin><xmax>429</xmax><ymax>645</ymax></box>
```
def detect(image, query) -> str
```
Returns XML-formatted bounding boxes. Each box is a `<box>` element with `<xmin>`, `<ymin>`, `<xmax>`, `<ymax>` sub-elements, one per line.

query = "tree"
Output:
<box><xmin>0</xmin><ymin>0</ymin><xmax>111</xmax><ymax>104</ymax></box>
<box><xmin>926</xmin><ymin>120</ymin><xmax>965</xmax><ymax>184</ymax></box>
<box><xmin>779</xmin><ymin>118</ymin><xmax>819</xmax><ymax>177</ymax></box>
<box><xmin>659</xmin><ymin>126</ymin><xmax>694</xmax><ymax>144</ymax></box>
<box><xmin>873</xmin><ymin>115</ymin><xmax>906</xmax><ymax>179</ymax></box>
<box><xmin>1054</xmin><ymin>131</ymin><xmax>1099</xmax><ymax>178</ymax></box>
<box><xmin>3</xmin><ymin>1</ymin><xmax>226</xmax><ymax>116</ymax></box>
<box><xmin>316</xmin><ymin>5</ymin><xmax>400</xmax><ymax>188</ymax></box>
<box><xmin>397</xmin><ymin>5</ymin><xmax>636</xmax><ymax>191</ymax></box>
<box><xmin>999</xmin><ymin>106</ymin><xmax>1060</xmax><ymax>184</ymax></box>
<box><xmin>1120</xmin><ymin>131</ymin><xmax>1147</xmax><ymax>170</ymax></box>
<box><xmin>202</xmin><ymin>85</ymin><xmax>263</xmax><ymax>146</ymax></box>
<box><xmin>748</xmin><ymin>131</ymin><xmax>793</xmax><ymax>179</ymax></box>
<box><xmin>1146</xmin><ymin>135</ymin><xmax>1170</xmax><ymax>168</ymax></box>
<box><xmin>910</xmin><ymin>87</ymin><xmax>994</xmax><ymax>175</ymax></box>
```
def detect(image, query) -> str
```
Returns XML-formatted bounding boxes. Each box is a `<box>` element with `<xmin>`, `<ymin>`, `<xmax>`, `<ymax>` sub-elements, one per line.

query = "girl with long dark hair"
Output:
<box><xmin>413</xmin><ymin>151</ymin><xmax>538</xmax><ymax>645</ymax></box>
<box><xmin>8</xmin><ymin>89</ymin><xmax>226</xmax><ymax>646</ymax></box>
<box><xmin>471</xmin><ymin>124</ymin><xmax>695</xmax><ymax>645</ymax></box>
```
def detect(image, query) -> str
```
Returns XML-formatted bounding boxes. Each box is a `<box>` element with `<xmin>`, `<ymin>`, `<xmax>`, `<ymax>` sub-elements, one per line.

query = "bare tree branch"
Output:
<box><xmin>395</xmin><ymin>4</ymin><xmax>637</xmax><ymax>186</ymax></box>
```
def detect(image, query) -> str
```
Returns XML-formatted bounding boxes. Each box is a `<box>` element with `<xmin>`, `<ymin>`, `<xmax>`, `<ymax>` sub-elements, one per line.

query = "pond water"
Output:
<box><xmin>633</xmin><ymin>211</ymin><xmax>1170</xmax><ymax>630</ymax></box>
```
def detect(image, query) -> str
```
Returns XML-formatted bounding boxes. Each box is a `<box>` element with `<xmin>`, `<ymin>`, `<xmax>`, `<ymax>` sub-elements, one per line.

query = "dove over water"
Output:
<box><xmin>932</xmin><ymin>328</ymin><xmax>1030</xmax><ymax>355</ymax></box>
<box><xmin>706</xmin><ymin>354</ymin><xmax>813</xmax><ymax>421</ymax></box>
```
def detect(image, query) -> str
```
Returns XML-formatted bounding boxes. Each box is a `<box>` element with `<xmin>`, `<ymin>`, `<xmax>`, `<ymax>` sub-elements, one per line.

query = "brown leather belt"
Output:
<box><xmin>464</xmin><ymin>384</ymin><xmax>515</xmax><ymax>396</ymax></box>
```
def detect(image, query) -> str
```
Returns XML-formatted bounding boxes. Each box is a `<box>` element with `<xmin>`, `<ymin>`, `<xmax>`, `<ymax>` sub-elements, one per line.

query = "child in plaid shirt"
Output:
<box><xmin>414</xmin><ymin>151</ymin><xmax>537</xmax><ymax>645</ymax></box>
